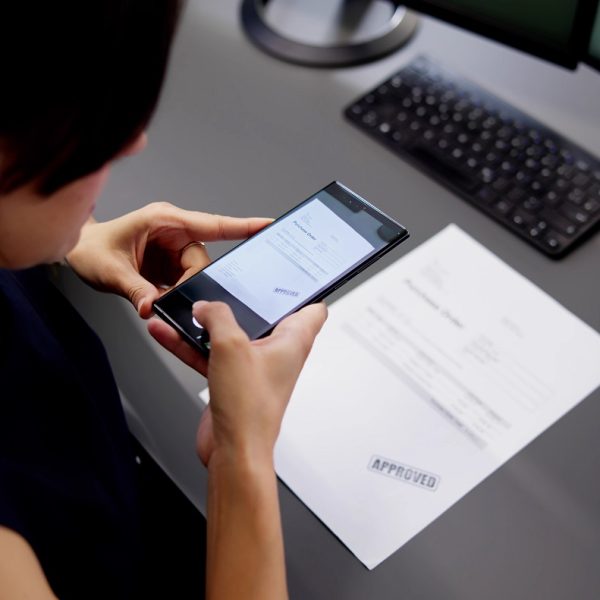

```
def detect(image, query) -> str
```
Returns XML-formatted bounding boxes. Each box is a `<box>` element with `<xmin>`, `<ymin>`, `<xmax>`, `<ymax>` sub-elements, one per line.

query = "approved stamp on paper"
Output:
<box><xmin>368</xmin><ymin>455</ymin><xmax>440</xmax><ymax>491</ymax></box>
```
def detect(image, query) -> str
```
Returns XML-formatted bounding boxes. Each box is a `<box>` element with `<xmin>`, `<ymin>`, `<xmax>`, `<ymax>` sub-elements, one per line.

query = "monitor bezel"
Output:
<box><xmin>581</xmin><ymin>0</ymin><xmax>600</xmax><ymax>70</ymax></box>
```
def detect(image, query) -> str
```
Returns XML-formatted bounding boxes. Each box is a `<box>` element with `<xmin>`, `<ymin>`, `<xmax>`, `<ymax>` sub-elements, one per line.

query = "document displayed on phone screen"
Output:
<box><xmin>203</xmin><ymin>197</ymin><xmax>373</xmax><ymax>323</ymax></box>
<box><xmin>262</xmin><ymin>224</ymin><xmax>600</xmax><ymax>569</ymax></box>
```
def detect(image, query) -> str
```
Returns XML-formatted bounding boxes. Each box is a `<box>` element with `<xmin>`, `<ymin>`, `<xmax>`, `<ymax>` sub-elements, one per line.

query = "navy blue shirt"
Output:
<box><xmin>0</xmin><ymin>266</ymin><xmax>142</xmax><ymax>598</ymax></box>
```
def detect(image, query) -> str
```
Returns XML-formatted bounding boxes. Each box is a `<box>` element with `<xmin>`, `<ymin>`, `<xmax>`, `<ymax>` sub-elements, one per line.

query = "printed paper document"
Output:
<box><xmin>201</xmin><ymin>224</ymin><xmax>600</xmax><ymax>569</ymax></box>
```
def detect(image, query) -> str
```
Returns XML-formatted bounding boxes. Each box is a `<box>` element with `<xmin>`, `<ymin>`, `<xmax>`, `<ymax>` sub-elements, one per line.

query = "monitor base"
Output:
<box><xmin>240</xmin><ymin>0</ymin><xmax>420</xmax><ymax>68</ymax></box>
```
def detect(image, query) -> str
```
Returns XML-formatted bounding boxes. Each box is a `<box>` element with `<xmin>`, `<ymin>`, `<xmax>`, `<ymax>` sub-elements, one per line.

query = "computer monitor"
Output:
<box><xmin>241</xmin><ymin>0</ymin><xmax>600</xmax><ymax>71</ymax></box>
<box><xmin>400</xmin><ymin>0</ymin><xmax>600</xmax><ymax>70</ymax></box>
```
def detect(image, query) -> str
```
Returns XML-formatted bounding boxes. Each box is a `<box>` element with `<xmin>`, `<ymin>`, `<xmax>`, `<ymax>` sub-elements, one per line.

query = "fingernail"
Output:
<box><xmin>193</xmin><ymin>300</ymin><xmax>208</xmax><ymax>310</ymax></box>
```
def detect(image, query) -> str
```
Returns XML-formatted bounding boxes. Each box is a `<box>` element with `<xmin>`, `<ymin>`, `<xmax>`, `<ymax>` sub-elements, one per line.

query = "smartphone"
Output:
<box><xmin>153</xmin><ymin>181</ymin><xmax>409</xmax><ymax>355</ymax></box>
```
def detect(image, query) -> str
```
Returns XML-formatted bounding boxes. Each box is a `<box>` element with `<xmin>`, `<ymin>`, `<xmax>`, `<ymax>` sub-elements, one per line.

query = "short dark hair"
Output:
<box><xmin>0</xmin><ymin>0</ymin><xmax>182</xmax><ymax>195</ymax></box>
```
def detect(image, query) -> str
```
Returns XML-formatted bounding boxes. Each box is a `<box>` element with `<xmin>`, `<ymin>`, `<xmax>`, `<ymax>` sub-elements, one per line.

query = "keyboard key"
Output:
<box><xmin>515</xmin><ymin>170</ymin><xmax>533</xmax><ymax>185</ymax></box>
<box><xmin>572</xmin><ymin>172</ymin><xmax>590</xmax><ymax>188</ymax></box>
<box><xmin>560</xmin><ymin>202</ymin><xmax>589</xmax><ymax>224</ymax></box>
<box><xmin>542</xmin><ymin>190</ymin><xmax>562</xmax><ymax>207</ymax></box>
<box><xmin>507</xmin><ymin>187</ymin><xmax>526</xmax><ymax>203</ymax></box>
<box><xmin>528</xmin><ymin>224</ymin><xmax>545</xmax><ymax>239</ymax></box>
<box><xmin>492</xmin><ymin>177</ymin><xmax>510</xmax><ymax>192</ymax></box>
<box><xmin>522</xmin><ymin>196</ymin><xmax>544</xmax><ymax>212</ymax></box>
<box><xmin>567</xmin><ymin>188</ymin><xmax>586</xmax><ymax>205</ymax></box>
<box><xmin>541</xmin><ymin>154</ymin><xmax>560</xmax><ymax>168</ymax></box>
<box><xmin>583</xmin><ymin>198</ymin><xmax>600</xmax><ymax>213</ymax></box>
<box><xmin>494</xmin><ymin>199</ymin><xmax>514</xmax><ymax>215</ymax></box>
<box><xmin>544</xmin><ymin>231</ymin><xmax>566</xmax><ymax>251</ymax></box>
<box><xmin>511</xmin><ymin>209</ymin><xmax>537</xmax><ymax>227</ymax></box>
<box><xmin>475</xmin><ymin>187</ymin><xmax>497</xmax><ymax>204</ymax></box>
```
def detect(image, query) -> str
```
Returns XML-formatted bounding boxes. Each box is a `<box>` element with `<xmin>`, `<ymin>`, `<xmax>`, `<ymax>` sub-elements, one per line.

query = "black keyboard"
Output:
<box><xmin>344</xmin><ymin>55</ymin><xmax>600</xmax><ymax>258</ymax></box>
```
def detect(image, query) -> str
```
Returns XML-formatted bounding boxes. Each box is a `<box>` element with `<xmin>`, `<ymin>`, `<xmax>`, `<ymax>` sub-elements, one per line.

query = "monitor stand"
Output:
<box><xmin>240</xmin><ymin>0</ymin><xmax>420</xmax><ymax>67</ymax></box>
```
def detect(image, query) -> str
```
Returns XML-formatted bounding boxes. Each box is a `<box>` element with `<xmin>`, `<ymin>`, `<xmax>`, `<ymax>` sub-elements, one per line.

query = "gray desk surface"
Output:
<box><xmin>57</xmin><ymin>2</ymin><xmax>600</xmax><ymax>598</ymax></box>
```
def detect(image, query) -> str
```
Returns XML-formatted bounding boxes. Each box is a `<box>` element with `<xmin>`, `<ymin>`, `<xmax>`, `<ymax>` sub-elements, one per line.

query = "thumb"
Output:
<box><xmin>125</xmin><ymin>273</ymin><xmax>161</xmax><ymax>318</ymax></box>
<box><xmin>192</xmin><ymin>301</ymin><xmax>249</xmax><ymax>348</ymax></box>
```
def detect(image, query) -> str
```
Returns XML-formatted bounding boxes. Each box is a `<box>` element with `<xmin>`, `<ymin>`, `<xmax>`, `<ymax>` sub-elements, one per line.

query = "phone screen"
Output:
<box><xmin>153</xmin><ymin>181</ymin><xmax>409</xmax><ymax>352</ymax></box>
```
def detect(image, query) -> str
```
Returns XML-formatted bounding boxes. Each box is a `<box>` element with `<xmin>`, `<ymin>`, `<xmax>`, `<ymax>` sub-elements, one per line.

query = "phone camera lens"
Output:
<box><xmin>346</xmin><ymin>198</ymin><xmax>361</xmax><ymax>213</ymax></box>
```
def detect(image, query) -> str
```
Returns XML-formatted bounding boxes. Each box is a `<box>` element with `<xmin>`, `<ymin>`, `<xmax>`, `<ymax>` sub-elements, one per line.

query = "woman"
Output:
<box><xmin>0</xmin><ymin>2</ymin><xmax>327</xmax><ymax>598</ymax></box>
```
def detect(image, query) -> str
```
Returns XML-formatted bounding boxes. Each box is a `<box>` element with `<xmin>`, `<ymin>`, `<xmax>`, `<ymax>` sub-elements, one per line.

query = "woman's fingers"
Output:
<box><xmin>183</xmin><ymin>214</ymin><xmax>273</xmax><ymax>242</ymax></box>
<box><xmin>175</xmin><ymin>241</ymin><xmax>211</xmax><ymax>285</ymax></box>
<box><xmin>147</xmin><ymin>317</ymin><xmax>208</xmax><ymax>375</ymax></box>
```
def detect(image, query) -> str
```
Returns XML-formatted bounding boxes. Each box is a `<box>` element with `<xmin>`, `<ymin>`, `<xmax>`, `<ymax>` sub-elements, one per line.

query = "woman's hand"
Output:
<box><xmin>147</xmin><ymin>300</ymin><xmax>328</xmax><ymax>466</ymax></box>
<box><xmin>65</xmin><ymin>202</ymin><xmax>271</xmax><ymax>318</ymax></box>
<box><xmin>149</xmin><ymin>301</ymin><xmax>326</xmax><ymax>600</ymax></box>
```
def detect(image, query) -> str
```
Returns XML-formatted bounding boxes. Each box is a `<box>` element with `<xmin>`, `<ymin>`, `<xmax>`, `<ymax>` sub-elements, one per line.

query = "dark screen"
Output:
<box><xmin>402</xmin><ymin>0</ymin><xmax>596</xmax><ymax>68</ymax></box>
